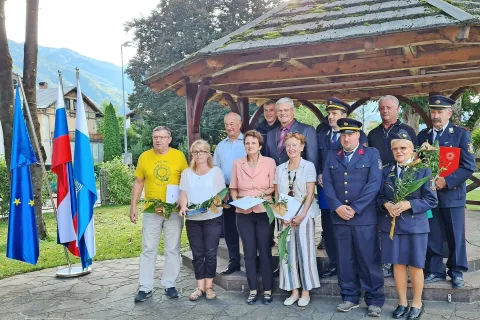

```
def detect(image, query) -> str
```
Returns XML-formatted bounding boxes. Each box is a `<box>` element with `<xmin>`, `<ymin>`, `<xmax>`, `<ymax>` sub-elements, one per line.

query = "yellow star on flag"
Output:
<box><xmin>13</xmin><ymin>198</ymin><xmax>21</xmax><ymax>206</ymax></box>
<box><xmin>29</xmin><ymin>200</ymin><xmax>35</xmax><ymax>207</ymax></box>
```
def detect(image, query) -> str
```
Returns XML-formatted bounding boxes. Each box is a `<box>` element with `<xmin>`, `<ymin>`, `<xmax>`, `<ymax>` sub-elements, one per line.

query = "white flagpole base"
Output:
<box><xmin>56</xmin><ymin>266</ymin><xmax>92</xmax><ymax>278</ymax></box>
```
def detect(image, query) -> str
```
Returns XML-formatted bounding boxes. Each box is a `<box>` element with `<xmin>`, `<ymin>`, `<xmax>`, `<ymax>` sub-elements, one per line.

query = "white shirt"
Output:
<box><xmin>433</xmin><ymin>121</ymin><xmax>450</xmax><ymax>141</ymax></box>
<box><xmin>179</xmin><ymin>166</ymin><xmax>226</xmax><ymax>220</ymax></box>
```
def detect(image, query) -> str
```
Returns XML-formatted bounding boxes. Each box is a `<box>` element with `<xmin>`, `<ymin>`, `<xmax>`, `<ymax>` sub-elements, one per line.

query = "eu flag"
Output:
<box><xmin>6</xmin><ymin>87</ymin><xmax>39</xmax><ymax>265</ymax></box>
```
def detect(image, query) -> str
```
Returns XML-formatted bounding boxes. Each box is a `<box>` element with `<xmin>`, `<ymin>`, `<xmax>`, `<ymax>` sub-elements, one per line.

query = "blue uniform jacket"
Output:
<box><xmin>323</xmin><ymin>145</ymin><xmax>383</xmax><ymax>225</ymax></box>
<box><xmin>377</xmin><ymin>165</ymin><xmax>438</xmax><ymax>234</ymax></box>
<box><xmin>417</xmin><ymin>122</ymin><xmax>475</xmax><ymax>208</ymax></box>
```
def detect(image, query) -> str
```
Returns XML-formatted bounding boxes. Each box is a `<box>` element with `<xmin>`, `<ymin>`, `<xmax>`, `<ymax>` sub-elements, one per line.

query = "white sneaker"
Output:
<box><xmin>298</xmin><ymin>296</ymin><xmax>310</xmax><ymax>307</ymax></box>
<box><xmin>283</xmin><ymin>295</ymin><xmax>299</xmax><ymax>306</ymax></box>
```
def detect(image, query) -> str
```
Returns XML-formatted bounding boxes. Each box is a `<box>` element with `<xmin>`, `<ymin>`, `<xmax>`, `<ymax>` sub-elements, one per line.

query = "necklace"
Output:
<box><xmin>287</xmin><ymin>169</ymin><xmax>297</xmax><ymax>197</ymax></box>
<box><xmin>382</xmin><ymin>121</ymin><xmax>398</xmax><ymax>138</ymax></box>
<box><xmin>248</xmin><ymin>161</ymin><xmax>258</xmax><ymax>168</ymax></box>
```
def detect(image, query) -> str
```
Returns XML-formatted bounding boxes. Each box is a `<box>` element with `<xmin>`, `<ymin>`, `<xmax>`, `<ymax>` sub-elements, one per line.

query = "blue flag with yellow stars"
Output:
<box><xmin>6</xmin><ymin>86</ymin><xmax>39</xmax><ymax>265</ymax></box>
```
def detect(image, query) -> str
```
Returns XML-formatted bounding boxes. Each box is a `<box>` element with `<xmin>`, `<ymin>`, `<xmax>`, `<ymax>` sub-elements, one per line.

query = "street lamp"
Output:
<box><xmin>121</xmin><ymin>41</ymin><xmax>133</xmax><ymax>164</ymax></box>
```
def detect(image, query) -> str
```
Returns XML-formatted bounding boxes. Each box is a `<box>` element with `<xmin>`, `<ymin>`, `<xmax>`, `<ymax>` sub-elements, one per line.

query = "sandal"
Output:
<box><xmin>247</xmin><ymin>291</ymin><xmax>257</xmax><ymax>305</ymax></box>
<box><xmin>263</xmin><ymin>292</ymin><xmax>273</xmax><ymax>305</ymax></box>
<box><xmin>189</xmin><ymin>288</ymin><xmax>204</xmax><ymax>301</ymax></box>
<box><xmin>206</xmin><ymin>287</ymin><xmax>217</xmax><ymax>300</ymax></box>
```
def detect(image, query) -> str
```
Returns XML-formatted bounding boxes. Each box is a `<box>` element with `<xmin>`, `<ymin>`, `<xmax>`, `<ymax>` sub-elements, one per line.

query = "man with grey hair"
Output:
<box><xmin>264</xmin><ymin>97</ymin><xmax>318</xmax><ymax>169</ymax></box>
<box><xmin>214</xmin><ymin>112</ymin><xmax>247</xmax><ymax>275</ymax></box>
<box><xmin>130</xmin><ymin>126</ymin><xmax>188</xmax><ymax>302</ymax></box>
<box><xmin>367</xmin><ymin>95</ymin><xmax>417</xmax><ymax>278</ymax></box>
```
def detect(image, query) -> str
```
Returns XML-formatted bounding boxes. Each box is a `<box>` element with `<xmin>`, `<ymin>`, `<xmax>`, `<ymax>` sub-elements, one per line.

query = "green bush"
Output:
<box><xmin>99</xmin><ymin>157</ymin><xmax>135</xmax><ymax>205</ymax></box>
<box><xmin>0</xmin><ymin>157</ymin><xmax>9</xmax><ymax>215</ymax></box>
<box><xmin>41</xmin><ymin>171</ymin><xmax>57</xmax><ymax>207</ymax></box>
<box><xmin>472</xmin><ymin>128</ymin><xmax>480</xmax><ymax>154</ymax></box>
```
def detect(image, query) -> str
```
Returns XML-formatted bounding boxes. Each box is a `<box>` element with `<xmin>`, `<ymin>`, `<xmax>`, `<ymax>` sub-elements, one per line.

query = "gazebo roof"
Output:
<box><xmin>146</xmin><ymin>0</ymin><xmax>480</xmax><ymax>103</ymax></box>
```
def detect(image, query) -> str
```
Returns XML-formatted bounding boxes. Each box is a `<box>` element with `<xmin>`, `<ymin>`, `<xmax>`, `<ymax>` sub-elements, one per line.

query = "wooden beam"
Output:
<box><xmin>222</xmin><ymin>93</ymin><xmax>240</xmax><ymax>114</ymax></box>
<box><xmin>249</xmin><ymin>106</ymin><xmax>264</xmax><ymax>129</ymax></box>
<box><xmin>396</xmin><ymin>95</ymin><xmax>432</xmax><ymax>127</ymax></box>
<box><xmin>349</xmin><ymin>98</ymin><xmax>370</xmax><ymax>115</ymax></box>
<box><xmin>212</xmin><ymin>47</ymin><xmax>480</xmax><ymax>86</ymax></box>
<box><xmin>402</xmin><ymin>46</ymin><xmax>418</xmax><ymax>59</ymax></box>
<box><xmin>264</xmin><ymin>79</ymin><xmax>480</xmax><ymax>101</ymax></box>
<box><xmin>237</xmin><ymin>97</ymin><xmax>250</xmax><ymax>132</ymax></box>
<box><xmin>185</xmin><ymin>82</ymin><xmax>200</xmax><ymax>146</ymax></box>
<box><xmin>238</xmin><ymin>69</ymin><xmax>480</xmax><ymax>96</ymax></box>
<box><xmin>450</xmin><ymin>86</ymin><xmax>479</xmax><ymax>101</ymax></box>
<box><xmin>287</xmin><ymin>59</ymin><xmax>311</xmax><ymax>70</ymax></box>
<box><xmin>298</xmin><ymin>100</ymin><xmax>324</xmax><ymax>121</ymax></box>
<box><xmin>457</xmin><ymin>26</ymin><xmax>471</xmax><ymax>42</ymax></box>
<box><xmin>208</xmin><ymin>28</ymin><xmax>461</xmax><ymax>78</ymax></box>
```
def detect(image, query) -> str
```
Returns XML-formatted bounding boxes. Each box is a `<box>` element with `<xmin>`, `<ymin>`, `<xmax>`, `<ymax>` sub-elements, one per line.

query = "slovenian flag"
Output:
<box><xmin>51</xmin><ymin>81</ymin><xmax>79</xmax><ymax>256</ymax></box>
<box><xmin>74</xmin><ymin>72</ymin><xmax>97</xmax><ymax>269</ymax></box>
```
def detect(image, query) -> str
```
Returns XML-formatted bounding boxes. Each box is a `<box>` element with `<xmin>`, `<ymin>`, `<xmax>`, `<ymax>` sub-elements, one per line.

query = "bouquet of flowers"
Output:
<box><xmin>264</xmin><ymin>196</ymin><xmax>287</xmax><ymax>224</ymax></box>
<box><xmin>388</xmin><ymin>161</ymin><xmax>431</xmax><ymax>239</ymax></box>
<box><xmin>417</xmin><ymin>141</ymin><xmax>446</xmax><ymax>187</ymax></box>
<box><xmin>187</xmin><ymin>188</ymin><xmax>229</xmax><ymax>214</ymax></box>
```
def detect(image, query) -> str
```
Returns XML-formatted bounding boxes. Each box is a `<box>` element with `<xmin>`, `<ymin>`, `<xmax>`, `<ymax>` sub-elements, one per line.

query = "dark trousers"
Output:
<box><xmin>223</xmin><ymin>204</ymin><xmax>240</xmax><ymax>267</ymax></box>
<box><xmin>426</xmin><ymin>207</ymin><xmax>468</xmax><ymax>278</ymax></box>
<box><xmin>321</xmin><ymin>208</ymin><xmax>337</xmax><ymax>269</ymax></box>
<box><xmin>334</xmin><ymin>224</ymin><xmax>385</xmax><ymax>307</ymax></box>
<box><xmin>185</xmin><ymin>216</ymin><xmax>223</xmax><ymax>280</ymax></box>
<box><xmin>237</xmin><ymin>212</ymin><xmax>273</xmax><ymax>291</ymax></box>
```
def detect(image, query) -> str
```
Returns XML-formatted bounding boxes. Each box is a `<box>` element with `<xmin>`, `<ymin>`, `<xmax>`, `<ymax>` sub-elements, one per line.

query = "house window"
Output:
<box><xmin>64</xmin><ymin>98</ymin><xmax>70</xmax><ymax>110</ymax></box>
<box><xmin>73</xmin><ymin>99</ymin><xmax>77</xmax><ymax>111</ymax></box>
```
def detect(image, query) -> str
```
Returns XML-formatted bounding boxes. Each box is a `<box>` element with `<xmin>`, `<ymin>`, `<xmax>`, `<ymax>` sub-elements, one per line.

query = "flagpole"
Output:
<box><xmin>14</xmin><ymin>73</ymin><xmax>74</xmax><ymax>273</ymax></box>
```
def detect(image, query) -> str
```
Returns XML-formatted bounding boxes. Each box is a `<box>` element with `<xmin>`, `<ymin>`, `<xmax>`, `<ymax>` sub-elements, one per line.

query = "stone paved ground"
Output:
<box><xmin>0</xmin><ymin>257</ymin><xmax>479</xmax><ymax>320</ymax></box>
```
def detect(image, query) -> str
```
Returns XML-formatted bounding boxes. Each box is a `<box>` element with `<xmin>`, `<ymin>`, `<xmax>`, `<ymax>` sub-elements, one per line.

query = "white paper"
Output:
<box><xmin>165</xmin><ymin>185</ymin><xmax>180</xmax><ymax>204</ymax></box>
<box><xmin>274</xmin><ymin>193</ymin><xmax>302</xmax><ymax>221</ymax></box>
<box><xmin>229</xmin><ymin>197</ymin><xmax>265</xmax><ymax>210</ymax></box>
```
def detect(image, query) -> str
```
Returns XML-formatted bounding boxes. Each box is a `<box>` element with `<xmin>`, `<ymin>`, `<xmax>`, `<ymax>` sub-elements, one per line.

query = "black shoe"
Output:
<box><xmin>451</xmin><ymin>277</ymin><xmax>465</xmax><ymax>288</ymax></box>
<box><xmin>272</xmin><ymin>267</ymin><xmax>279</xmax><ymax>278</ymax></box>
<box><xmin>263</xmin><ymin>292</ymin><xmax>273</xmax><ymax>305</ymax></box>
<box><xmin>165</xmin><ymin>287</ymin><xmax>179</xmax><ymax>298</ymax></box>
<box><xmin>134</xmin><ymin>290</ymin><xmax>152</xmax><ymax>302</ymax></box>
<box><xmin>247</xmin><ymin>292</ymin><xmax>257</xmax><ymax>305</ymax></box>
<box><xmin>319</xmin><ymin>268</ymin><xmax>337</xmax><ymax>278</ymax></box>
<box><xmin>317</xmin><ymin>237</ymin><xmax>325</xmax><ymax>250</ymax></box>
<box><xmin>424</xmin><ymin>274</ymin><xmax>446</xmax><ymax>283</ymax></box>
<box><xmin>392</xmin><ymin>305</ymin><xmax>409</xmax><ymax>319</ymax></box>
<box><xmin>220</xmin><ymin>265</ymin><xmax>240</xmax><ymax>275</ymax></box>
<box><xmin>406</xmin><ymin>303</ymin><xmax>424</xmax><ymax>319</ymax></box>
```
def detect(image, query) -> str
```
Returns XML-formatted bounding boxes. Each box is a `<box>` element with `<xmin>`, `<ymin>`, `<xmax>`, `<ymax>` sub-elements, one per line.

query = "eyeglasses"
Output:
<box><xmin>153</xmin><ymin>136</ymin><xmax>170</xmax><ymax>140</ymax></box>
<box><xmin>191</xmin><ymin>151</ymin><xmax>209</xmax><ymax>156</ymax></box>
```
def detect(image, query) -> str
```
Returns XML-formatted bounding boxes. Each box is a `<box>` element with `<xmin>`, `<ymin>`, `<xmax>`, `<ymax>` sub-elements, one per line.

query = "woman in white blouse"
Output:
<box><xmin>179</xmin><ymin>139</ymin><xmax>226</xmax><ymax>301</ymax></box>
<box><xmin>275</xmin><ymin>132</ymin><xmax>320</xmax><ymax>307</ymax></box>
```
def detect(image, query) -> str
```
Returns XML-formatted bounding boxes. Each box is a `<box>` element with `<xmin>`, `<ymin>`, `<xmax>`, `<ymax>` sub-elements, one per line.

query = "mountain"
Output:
<box><xmin>9</xmin><ymin>39</ymin><xmax>134</xmax><ymax>114</ymax></box>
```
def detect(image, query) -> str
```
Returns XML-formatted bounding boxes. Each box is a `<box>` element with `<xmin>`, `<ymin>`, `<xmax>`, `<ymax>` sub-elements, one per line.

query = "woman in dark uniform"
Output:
<box><xmin>377</xmin><ymin>130</ymin><xmax>437</xmax><ymax>320</ymax></box>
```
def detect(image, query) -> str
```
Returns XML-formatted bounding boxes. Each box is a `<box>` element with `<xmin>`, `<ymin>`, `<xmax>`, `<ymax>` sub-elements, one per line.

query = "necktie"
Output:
<box><xmin>277</xmin><ymin>127</ymin><xmax>288</xmax><ymax>153</ymax></box>
<box><xmin>344</xmin><ymin>151</ymin><xmax>353</xmax><ymax>166</ymax></box>
<box><xmin>331</xmin><ymin>131</ymin><xmax>338</xmax><ymax>143</ymax></box>
<box><xmin>434</xmin><ymin>129</ymin><xmax>443</xmax><ymax>143</ymax></box>
<box><xmin>398</xmin><ymin>166</ymin><xmax>406</xmax><ymax>179</ymax></box>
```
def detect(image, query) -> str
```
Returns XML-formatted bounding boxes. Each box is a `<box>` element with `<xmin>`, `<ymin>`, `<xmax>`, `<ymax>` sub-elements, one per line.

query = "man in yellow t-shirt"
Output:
<box><xmin>130</xmin><ymin>126</ymin><xmax>188</xmax><ymax>302</ymax></box>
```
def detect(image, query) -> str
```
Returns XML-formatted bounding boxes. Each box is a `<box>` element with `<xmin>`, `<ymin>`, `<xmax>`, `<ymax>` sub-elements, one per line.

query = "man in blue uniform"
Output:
<box><xmin>368</xmin><ymin>95</ymin><xmax>417</xmax><ymax>279</ymax></box>
<box><xmin>256</xmin><ymin>100</ymin><xmax>279</xmax><ymax>156</ymax></box>
<box><xmin>316</xmin><ymin>97</ymin><xmax>368</xmax><ymax>278</ymax></box>
<box><xmin>323</xmin><ymin>118</ymin><xmax>385</xmax><ymax>317</ymax></box>
<box><xmin>419</xmin><ymin>95</ymin><xmax>475</xmax><ymax>288</ymax></box>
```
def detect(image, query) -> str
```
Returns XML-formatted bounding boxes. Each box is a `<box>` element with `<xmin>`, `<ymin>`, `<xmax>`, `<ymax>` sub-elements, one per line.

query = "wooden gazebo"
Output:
<box><xmin>146</xmin><ymin>0</ymin><xmax>480</xmax><ymax>144</ymax></box>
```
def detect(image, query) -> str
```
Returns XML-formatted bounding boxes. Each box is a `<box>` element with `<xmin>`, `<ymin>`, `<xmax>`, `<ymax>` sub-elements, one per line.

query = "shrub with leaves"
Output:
<box><xmin>100</xmin><ymin>157</ymin><xmax>135</xmax><ymax>205</ymax></box>
<box><xmin>0</xmin><ymin>157</ymin><xmax>9</xmax><ymax>215</ymax></box>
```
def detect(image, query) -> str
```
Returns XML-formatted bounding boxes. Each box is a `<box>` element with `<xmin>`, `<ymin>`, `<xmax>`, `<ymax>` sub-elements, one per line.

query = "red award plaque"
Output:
<box><xmin>439</xmin><ymin>146</ymin><xmax>460</xmax><ymax>177</ymax></box>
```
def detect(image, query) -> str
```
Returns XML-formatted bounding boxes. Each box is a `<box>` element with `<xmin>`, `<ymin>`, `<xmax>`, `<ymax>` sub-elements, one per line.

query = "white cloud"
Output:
<box><xmin>5</xmin><ymin>0</ymin><xmax>159</xmax><ymax>66</ymax></box>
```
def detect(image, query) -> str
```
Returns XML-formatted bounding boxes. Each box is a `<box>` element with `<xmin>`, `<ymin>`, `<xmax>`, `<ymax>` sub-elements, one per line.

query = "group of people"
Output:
<box><xmin>129</xmin><ymin>94</ymin><xmax>475</xmax><ymax>319</ymax></box>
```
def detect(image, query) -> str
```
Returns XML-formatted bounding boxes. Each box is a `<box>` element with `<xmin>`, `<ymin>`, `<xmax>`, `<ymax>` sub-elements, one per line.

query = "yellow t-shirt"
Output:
<box><xmin>135</xmin><ymin>148</ymin><xmax>188</xmax><ymax>203</ymax></box>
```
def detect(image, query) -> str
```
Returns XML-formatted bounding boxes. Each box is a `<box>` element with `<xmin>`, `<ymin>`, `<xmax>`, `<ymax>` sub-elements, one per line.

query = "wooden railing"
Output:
<box><xmin>466</xmin><ymin>157</ymin><xmax>480</xmax><ymax>206</ymax></box>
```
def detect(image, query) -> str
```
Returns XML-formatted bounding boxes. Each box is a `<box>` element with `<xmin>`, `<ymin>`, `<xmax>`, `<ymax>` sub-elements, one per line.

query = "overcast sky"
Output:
<box><xmin>5</xmin><ymin>0</ymin><xmax>159</xmax><ymax>66</ymax></box>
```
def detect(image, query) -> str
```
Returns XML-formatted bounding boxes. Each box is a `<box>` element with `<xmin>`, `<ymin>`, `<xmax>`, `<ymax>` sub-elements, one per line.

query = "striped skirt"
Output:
<box><xmin>279</xmin><ymin>217</ymin><xmax>320</xmax><ymax>291</ymax></box>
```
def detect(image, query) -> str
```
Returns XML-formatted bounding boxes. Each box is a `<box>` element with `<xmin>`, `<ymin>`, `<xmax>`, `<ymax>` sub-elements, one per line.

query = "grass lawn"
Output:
<box><xmin>0</xmin><ymin>205</ymin><xmax>190</xmax><ymax>279</ymax></box>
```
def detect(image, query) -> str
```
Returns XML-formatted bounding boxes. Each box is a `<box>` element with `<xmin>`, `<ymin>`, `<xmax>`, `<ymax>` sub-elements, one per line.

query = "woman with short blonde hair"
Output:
<box><xmin>179</xmin><ymin>139</ymin><xmax>226</xmax><ymax>301</ymax></box>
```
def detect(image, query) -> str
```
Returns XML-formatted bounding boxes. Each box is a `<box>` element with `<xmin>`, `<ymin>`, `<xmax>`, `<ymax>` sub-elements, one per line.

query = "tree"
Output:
<box><xmin>0</xmin><ymin>0</ymin><xmax>14</xmax><ymax>170</ymax></box>
<box><xmin>23</xmin><ymin>0</ymin><xmax>47</xmax><ymax>239</ymax></box>
<box><xmin>103</xmin><ymin>102</ymin><xmax>123</xmax><ymax>162</ymax></box>
<box><xmin>125</xmin><ymin>0</ymin><xmax>280</xmax><ymax>153</ymax></box>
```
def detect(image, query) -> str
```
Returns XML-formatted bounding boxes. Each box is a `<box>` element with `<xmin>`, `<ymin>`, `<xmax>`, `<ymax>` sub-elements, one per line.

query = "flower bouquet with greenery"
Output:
<box><xmin>187</xmin><ymin>187</ymin><xmax>229</xmax><ymax>214</ymax></box>
<box><xmin>388</xmin><ymin>161</ymin><xmax>431</xmax><ymax>239</ymax></box>
<box><xmin>417</xmin><ymin>141</ymin><xmax>446</xmax><ymax>187</ymax></box>
<box><xmin>144</xmin><ymin>199</ymin><xmax>179</xmax><ymax>219</ymax></box>
<box><xmin>264</xmin><ymin>196</ymin><xmax>288</xmax><ymax>224</ymax></box>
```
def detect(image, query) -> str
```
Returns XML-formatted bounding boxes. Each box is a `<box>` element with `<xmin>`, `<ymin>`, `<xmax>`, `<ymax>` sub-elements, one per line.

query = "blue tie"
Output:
<box><xmin>344</xmin><ymin>151</ymin><xmax>353</xmax><ymax>166</ymax></box>
<box><xmin>332</xmin><ymin>131</ymin><xmax>338</xmax><ymax>143</ymax></box>
<box><xmin>434</xmin><ymin>129</ymin><xmax>443</xmax><ymax>143</ymax></box>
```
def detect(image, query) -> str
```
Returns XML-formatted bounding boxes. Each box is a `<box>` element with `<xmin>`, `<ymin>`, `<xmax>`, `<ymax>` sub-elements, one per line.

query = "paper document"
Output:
<box><xmin>186</xmin><ymin>208</ymin><xmax>207</xmax><ymax>216</ymax></box>
<box><xmin>229</xmin><ymin>197</ymin><xmax>265</xmax><ymax>210</ymax></box>
<box><xmin>274</xmin><ymin>193</ymin><xmax>302</xmax><ymax>221</ymax></box>
<box><xmin>166</xmin><ymin>185</ymin><xmax>180</xmax><ymax>204</ymax></box>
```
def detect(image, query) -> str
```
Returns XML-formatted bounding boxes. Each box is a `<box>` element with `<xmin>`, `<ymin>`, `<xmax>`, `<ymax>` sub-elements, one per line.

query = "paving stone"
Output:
<box><xmin>224</xmin><ymin>304</ymin><xmax>259</xmax><ymax>317</ymax></box>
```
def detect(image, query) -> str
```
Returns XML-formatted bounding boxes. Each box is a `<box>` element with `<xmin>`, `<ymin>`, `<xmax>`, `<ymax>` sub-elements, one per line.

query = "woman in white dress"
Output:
<box><xmin>275</xmin><ymin>132</ymin><xmax>320</xmax><ymax>307</ymax></box>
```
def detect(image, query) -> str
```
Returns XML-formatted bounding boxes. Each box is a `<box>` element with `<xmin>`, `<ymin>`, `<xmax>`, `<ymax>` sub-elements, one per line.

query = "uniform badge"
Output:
<box><xmin>363</xmin><ymin>142</ymin><xmax>368</xmax><ymax>147</ymax></box>
<box><xmin>449</xmin><ymin>128</ymin><xmax>454</xmax><ymax>134</ymax></box>
<box><xmin>428</xmin><ymin>128</ymin><xmax>432</xmax><ymax>134</ymax></box>
<box><xmin>468</xmin><ymin>143</ymin><xmax>475</xmax><ymax>154</ymax></box>
<box><xmin>378</xmin><ymin>159</ymin><xmax>382</xmax><ymax>170</ymax></box>
<box><xmin>344</xmin><ymin>122</ymin><xmax>348</xmax><ymax>126</ymax></box>
<box><xmin>435</xmin><ymin>100</ymin><xmax>441</xmax><ymax>104</ymax></box>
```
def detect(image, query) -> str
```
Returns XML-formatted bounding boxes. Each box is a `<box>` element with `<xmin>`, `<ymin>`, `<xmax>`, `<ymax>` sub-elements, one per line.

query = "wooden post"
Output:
<box><xmin>185</xmin><ymin>81</ymin><xmax>200</xmax><ymax>146</ymax></box>
<box><xmin>397</xmin><ymin>95</ymin><xmax>432</xmax><ymax>127</ymax></box>
<box><xmin>237</xmin><ymin>97</ymin><xmax>250</xmax><ymax>132</ymax></box>
<box><xmin>249</xmin><ymin>106</ymin><xmax>264</xmax><ymax>129</ymax></box>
